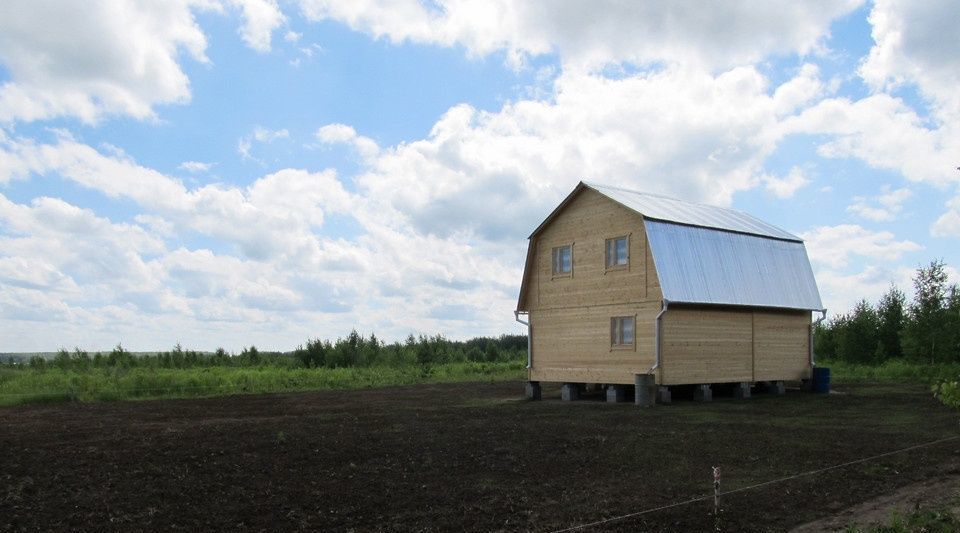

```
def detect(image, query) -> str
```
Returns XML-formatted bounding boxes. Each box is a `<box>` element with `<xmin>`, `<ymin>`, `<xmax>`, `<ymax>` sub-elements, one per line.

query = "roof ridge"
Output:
<box><xmin>581</xmin><ymin>180</ymin><xmax>800</xmax><ymax>242</ymax></box>
<box><xmin>584</xmin><ymin>180</ymin><xmax>758</xmax><ymax>219</ymax></box>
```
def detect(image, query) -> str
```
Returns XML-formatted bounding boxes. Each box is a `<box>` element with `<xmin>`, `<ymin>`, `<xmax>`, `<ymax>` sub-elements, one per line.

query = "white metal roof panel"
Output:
<box><xmin>587</xmin><ymin>182</ymin><xmax>801</xmax><ymax>241</ymax></box>
<box><xmin>645</xmin><ymin>220</ymin><xmax>823</xmax><ymax>310</ymax></box>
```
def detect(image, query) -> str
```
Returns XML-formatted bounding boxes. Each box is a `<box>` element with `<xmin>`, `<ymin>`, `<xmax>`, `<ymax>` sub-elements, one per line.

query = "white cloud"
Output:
<box><xmin>315</xmin><ymin>123</ymin><xmax>379</xmax><ymax>159</ymax></box>
<box><xmin>0</xmin><ymin>194</ymin><xmax>165</xmax><ymax>302</ymax></box>
<box><xmin>298</xmin><ymin>0</ymin><xmax>862</xmax><ymax>71</ymax></box>
<box><xmin>178</xmin><ymin>160</ymin><xmax>213</xmax><ymax>173</ymax></box>
<box><xmin>0</xmin><ymin>0</ymin><xmax>212</xmax><ymax>124</ymax></box>
<box><xmin>0</xmin><ymin>133</ymin><xmax>351</xmax><ymax>260</ymax></box>
<box><xmin>931</xmin><ymin>193</ymin><xmax>960</xmax><ymax>237</ymax></box>
<box><xmin>816</xmin><ymin>265</ymin><xmax>915</xmax><ymax>317</ymax></box>
<box><xmin>238</xmin><ymin>126</ymin><xmax>290</xmax><ymax>159</ymax></box>
<box><xmin>253</xmin><ymin>126</ymin><xmax>290</xmax><ymax>142</ymax></box>
<box><xmin>228</xmin><ymin>0</ymin><xmax>285</xmax><ymax>52</ymax></box>
<box><xmin>847</xmin><ymin>185</ymin><xmax>912</xmax><ymax>222</ymax></box>
<box><xmin>860</xmin><ymin>0</ymin><xmax>960</xmax><ymax>119</ymax></box>
<box><xmin>800</xmin><ymin>224</ymin><xmax>922</xmax><ymax>269</ymax></box>
<box><xmin>284</xmin><ymin>30</ymin><xmax>302</xmax><ymax>43</ymax></box>
<box><xmin>782</xmin><ymin>94</ymin><xmax>960</xmax><ymax>186</ymax></box>
<box><xmin>351</xmin><ymin>64</ymin><xmax>827</xmax><ymax>242</ymax></box>
<box><xmin>763</xmin><ymin>167</ymin><xmax>811</xmax><ymax>198</ymax></box>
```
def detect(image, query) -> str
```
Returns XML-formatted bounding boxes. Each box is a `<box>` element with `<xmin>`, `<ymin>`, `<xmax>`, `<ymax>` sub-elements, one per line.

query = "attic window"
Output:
<box><xmin>605</xmin><ymin>236</ymin><xmax>628</xmax><ymax>269</ymax></box>
<box><xmin>552</xmin><ymin>245</ymin><xmax>572</xmax><ymax>276</ymax></box>
<box><xmin>611</xmin><ymin>316</ymin><xmax>635</xmax><ymax>348</ymax></box>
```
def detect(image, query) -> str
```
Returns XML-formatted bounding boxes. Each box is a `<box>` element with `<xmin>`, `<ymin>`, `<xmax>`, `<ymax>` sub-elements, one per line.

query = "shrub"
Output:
<box><xmin>932</xmin><ymin>379</ymin><xmax>960</xmax><ymax>409</ymax></box>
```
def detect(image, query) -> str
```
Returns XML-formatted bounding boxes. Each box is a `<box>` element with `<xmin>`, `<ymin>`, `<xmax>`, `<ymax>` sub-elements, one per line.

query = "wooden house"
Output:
<box><xmin>514</xmin><ymin>182</ymin><xmax>825</xmax><ymax>403</ymax></box>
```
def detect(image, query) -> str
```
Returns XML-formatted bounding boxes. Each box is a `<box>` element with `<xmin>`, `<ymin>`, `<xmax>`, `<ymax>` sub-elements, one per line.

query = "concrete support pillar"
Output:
<box><xmin>606</xmin><ymin>385</ymin><xmax>626</xmax><ymax>403</ymax></box>
<box><xmin>561</xmin><ymin>383</ymin><xmax>580</xmax><ymax>402</ymax></box>
<box><xmin>772</xmin><ymin>380</ymin><xmax>786</xmax><ymax>395</ymax></box>
<box><xmin>694</xmin><ymin>384</ymin><xmax>713</xmax><ymax>402</ymax></box>
<box><xmin>634</xmin><ymin>374</ymin><xmax>655</xmax><ymax>407</ymax></box>
<box><xmin>734</xmin><ymin>382</ymin><xmax>751</xmax><ymax>400</ymax></box>
<box><xmin>525</xmin><ymin>381</ymin><xmax>541</xmax><ymax>401</ymax></box>
<box><xmin>657</xmin><ymin>386</ymin><xmax>672</xmax><ymax>404</ymax></box>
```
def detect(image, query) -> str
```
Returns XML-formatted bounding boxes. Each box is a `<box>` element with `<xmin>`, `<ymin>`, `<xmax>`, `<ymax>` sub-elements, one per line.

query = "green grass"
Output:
<box><xmin>0</xmin><ymin>361</ymin><xmax>526</xmax><ymax>406</ymax></box>
<box><xmin>822</xmin><ymin>359</ymin><xmax>960</xmax><ymax>384</ymax></box>
<box><xmin>845</xmin><ymin>506</ymin><xmax>960</xmax><ymax>532</ymax></box>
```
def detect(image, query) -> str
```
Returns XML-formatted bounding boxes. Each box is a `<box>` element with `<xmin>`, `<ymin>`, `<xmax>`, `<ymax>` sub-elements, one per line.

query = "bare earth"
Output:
<box><xmin>791</xmin><ymin>468</ymin><xmax>960</xmax><ymax>532</ymax></box>
<box><xmin>2</xmin><ymin>381</ymin><xmax>959</xmax><ymax>532</ymax></box>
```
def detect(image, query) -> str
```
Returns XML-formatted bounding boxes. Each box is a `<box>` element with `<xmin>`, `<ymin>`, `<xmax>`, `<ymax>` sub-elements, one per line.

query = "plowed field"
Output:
<box><xmin>2</xmin><ymin>381</ymin><xmax>958</xmax><ymax>531</ymax></box>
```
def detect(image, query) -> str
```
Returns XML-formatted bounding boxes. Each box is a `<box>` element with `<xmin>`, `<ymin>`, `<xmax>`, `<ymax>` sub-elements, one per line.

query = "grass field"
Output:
<box><xmin>3</xmin><ymin>356</ymin><xmax>960</xmax><ymax>407</ymax></box>
<box><xmin>0</xmin><ymin>361</ymin><xmax>525</xmax><ymax>406</ymax></box>
<box><xmin>822</xmin><ymin>358</ymin><xmax>960</xmax><ymax>383</ymax></box>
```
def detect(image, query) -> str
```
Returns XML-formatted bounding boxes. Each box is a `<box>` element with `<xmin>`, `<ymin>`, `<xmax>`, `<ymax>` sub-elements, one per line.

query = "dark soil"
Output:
<box><xmin>2</xmin><ymin>381</ymin><xmax>959</xmax><ymax>532</ymax></box>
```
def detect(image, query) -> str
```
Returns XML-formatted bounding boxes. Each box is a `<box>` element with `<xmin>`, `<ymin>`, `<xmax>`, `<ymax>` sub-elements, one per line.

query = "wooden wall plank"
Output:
<box><xmin>753</xmin><ymin>310</ymin><xmax>811</xmax><ymax>381</ymax></box>
<box><xmin>660</xmin><ymin>307</ymin><xmax>753</xmax><ymax>384</ymax></box>
<box><xmin>530</xmin><ymin>302</ymin><xmax>659</xmax><ymax>385</ymax></box>
<box><xmin>534</xmin><ymin>189</ymin><xmax>652</xmax><ymax>310</ymax></box>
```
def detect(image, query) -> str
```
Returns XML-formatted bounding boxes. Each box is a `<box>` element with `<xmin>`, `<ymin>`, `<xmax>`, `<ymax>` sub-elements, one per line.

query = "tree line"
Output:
<box><xmin>815</xmin><ymin>260</ymin><xmax>960</xmax><ymax>364</ymax></box>
<box><xmin>3</xmin><ymin>332</ymin><xmax>527</xmax><ymax>370</ymax></box>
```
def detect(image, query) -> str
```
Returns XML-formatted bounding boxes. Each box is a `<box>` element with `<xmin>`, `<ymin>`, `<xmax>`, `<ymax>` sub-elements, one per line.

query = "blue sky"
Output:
<box><xmin>1</xmin><ymin>0</ymin><xmax>958</xmax><ymax>352</ymax></box>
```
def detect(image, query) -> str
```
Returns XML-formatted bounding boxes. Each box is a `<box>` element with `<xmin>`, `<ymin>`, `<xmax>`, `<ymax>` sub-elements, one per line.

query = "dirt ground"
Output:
<box><xmin>2</xmin><ymin>381</ymin><xmax>959</xmax><ymax>532</ymax></box>
<box><xmin>790</xmin><ymin>471</ymin><xmax>960</xmax><ymax>532</ymax></box>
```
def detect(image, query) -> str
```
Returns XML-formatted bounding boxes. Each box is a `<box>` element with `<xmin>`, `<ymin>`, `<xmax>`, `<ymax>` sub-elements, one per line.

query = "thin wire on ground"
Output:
<box><xmin>550</xmin><ymin>434</ymin><xmax>960</xmax><ymax>533</ymax></box>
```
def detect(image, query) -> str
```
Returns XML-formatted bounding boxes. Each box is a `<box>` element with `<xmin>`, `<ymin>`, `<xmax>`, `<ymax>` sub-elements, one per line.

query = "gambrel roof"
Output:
<box><xmin>517</xmin><ymin>181</ymin><xmax>824</xmax><ymax>312</ymax></box>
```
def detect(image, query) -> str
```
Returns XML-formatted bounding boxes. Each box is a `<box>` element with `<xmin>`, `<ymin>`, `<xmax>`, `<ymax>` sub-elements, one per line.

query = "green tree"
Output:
<box><xmin>53</xmin><ymin>348</ymin><xmax>71</xmax><ymax>369</ymax></box>
<box><xmin>813</xmin><ymin>318</ymin><xmax>838</xmax><ymax>359</ymax></box>
<box><xmin>836</xmin><ymin>300</ymin><xmax>879</xmax><ymax>363</ymax></box>
<box><xmin>875</xmin><ymin>284</ymin><xmax>906</xmax><ymax>360</ymax></box>
<box><xmin>946</xmin><ymin>283</ymin><xmax>960</xmax><ymax>361</ymax></box>
<box><xmin>903</xmin><ymin>260</ymin><xmax>950</xmax><ymax>362</ymax></box>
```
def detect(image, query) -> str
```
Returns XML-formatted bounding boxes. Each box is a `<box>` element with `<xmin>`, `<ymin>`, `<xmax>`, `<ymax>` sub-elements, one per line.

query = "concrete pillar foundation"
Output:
<box><xmin>734</xmin><ymin>382</ymin><xmax>751</xmax><ymax>400</ymax></box>
<box><xmin>657</xmin><ymin>386</ymin><xmax>672</xmax><ymax>404</ymax></box>
<box><xmin>772</xmin><ymin>380</ymin><xmax>786</xmax><ymax>395</ymax></box>
<box><xmin>694</xmin><ymin>384</ymin><xmax>713</xmax><ymax>402</ymax></box>
<box><xmin>525</xmin><ymin>381</ymin><xmax>541</xmax><ymax>401</ymax></box>
<box><xmin>606</xmin><ymin>385</ymin><xmax>626</xmax><ymax>403</ymax></box>
<box><xmin>561</xmin><ymin>383</ymin><xmax>580</xmax><ymax>402</ymax></box>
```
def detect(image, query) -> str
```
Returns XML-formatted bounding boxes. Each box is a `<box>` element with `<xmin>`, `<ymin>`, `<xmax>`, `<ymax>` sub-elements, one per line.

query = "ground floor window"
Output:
<box><xmin>611</xmin><ymin>316</ymin><xmax>635</xmax><ymax>348</ymax></box>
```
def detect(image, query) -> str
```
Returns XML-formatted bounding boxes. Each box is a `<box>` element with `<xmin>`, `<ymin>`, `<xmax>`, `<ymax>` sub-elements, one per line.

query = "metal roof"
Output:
<box><xmin>586</xmin><ymin>182</ymin><xmax>801</xmax><ymax>242</ymax></box>
<box><xmin>645</xmin><ymin>220</ymin><xmax>824</xmax><ymax>311</ymax></box>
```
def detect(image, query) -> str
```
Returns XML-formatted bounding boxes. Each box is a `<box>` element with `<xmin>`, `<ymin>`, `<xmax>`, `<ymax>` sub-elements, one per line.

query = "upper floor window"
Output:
<box><xmin>552</xmin><ymin>244</ymin><xmax>572</xmax><ymax>276</ymax></box>
<box><xmin>605</xmin><ymin>236</ymin><xmax>629</xmax><ymax>269</ymax></box>
<box><xmin>611</xmin><ymin>316</ymin><xmax>635</xmax><ymax>348</ymax></box>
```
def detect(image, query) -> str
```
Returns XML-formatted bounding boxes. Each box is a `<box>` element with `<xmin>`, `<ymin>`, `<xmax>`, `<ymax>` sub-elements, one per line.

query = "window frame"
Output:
<box><xmin>610</xmin><ymin>315</ymin><xmax>636</xmax><ymax>350</ymax></box>
<box><xmin>551</xmin><ymin>244</ymin><xmax>573</xmax><ymax>277</ymax></box>
<box><xmin>604</xmin><ymin>235</ymin><xmax>630</xmax><ymax>271</ymax></box>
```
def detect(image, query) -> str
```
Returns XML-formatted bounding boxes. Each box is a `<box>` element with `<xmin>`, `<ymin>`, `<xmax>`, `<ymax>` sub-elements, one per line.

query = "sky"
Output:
<box><xmin>1</xmin><ymin>0</ymin><xmax>959</xmax><ymax>352</ymax></box>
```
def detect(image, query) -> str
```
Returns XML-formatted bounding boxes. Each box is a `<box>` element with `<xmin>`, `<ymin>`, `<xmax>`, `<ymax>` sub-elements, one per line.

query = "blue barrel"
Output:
<box><xmin>812</xmin><ymin>367</ymin><xmax>831</xmax><ymax>393</ymax></box>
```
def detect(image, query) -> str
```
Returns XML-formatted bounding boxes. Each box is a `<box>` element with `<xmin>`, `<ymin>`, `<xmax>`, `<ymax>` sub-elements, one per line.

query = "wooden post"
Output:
<box><xmin>713</xmin><ymin>466</ymin><xmax>721</xmax><ymax>514</ymax></box>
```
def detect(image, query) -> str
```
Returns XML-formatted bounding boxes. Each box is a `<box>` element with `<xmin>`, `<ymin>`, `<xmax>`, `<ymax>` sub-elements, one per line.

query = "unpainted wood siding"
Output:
<box><xmin>533</xmin><ymin>188</ymin><xmax>661</xmax><ymax>309</ymax></box>
<box><xmin>753</xmin><ymin>310</ymin><xmax>811</xmax><ymax>381</ymax></box>
<box><xmin>525</xmin><ymin>188</ymin><xmax>662</xmax><ymax>384</ymax></box>
<box><xmin>529</xmin><ymin>301</ymin><xmax>659</xmax><ymax>385</ymax></box>
<box><xmin>660</xmin><ymin>306</ymin><xmax>811</xmax><ymax>385</ymax></box>
<box><xmin>660</xmin><ymin>307</ymin><xmax>753</xmax><ymax>384</ymax></box>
